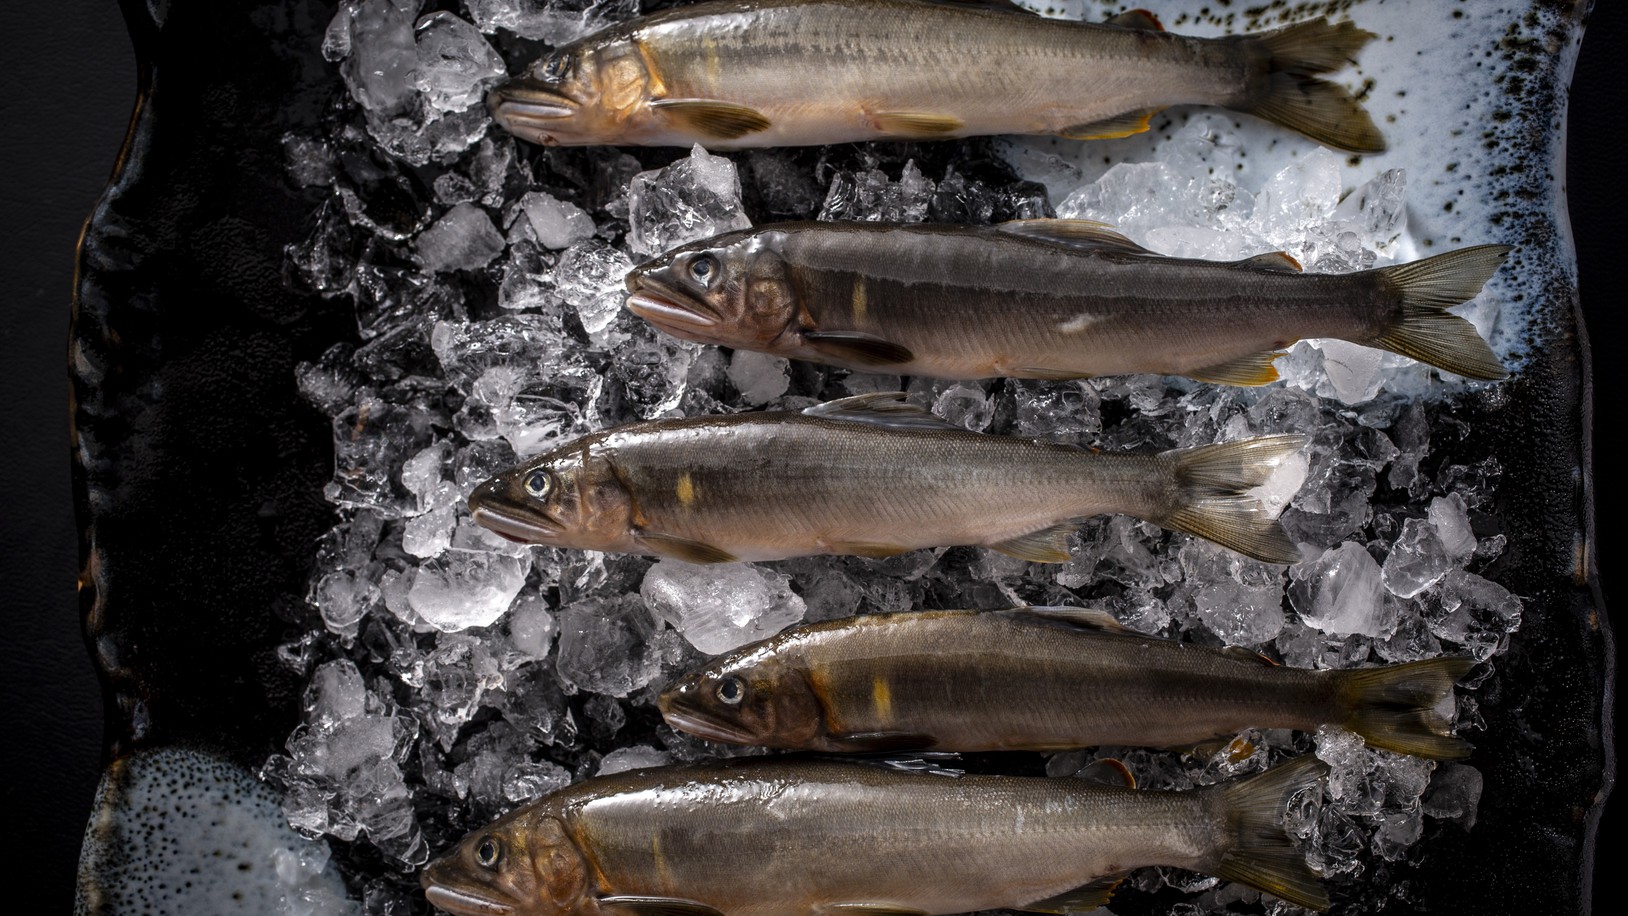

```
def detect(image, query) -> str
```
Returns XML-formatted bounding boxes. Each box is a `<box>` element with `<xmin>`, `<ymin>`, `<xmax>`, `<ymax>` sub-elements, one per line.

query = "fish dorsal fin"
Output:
<box><xmin>649</xmin><ymin>99</ymin><xmax>771</xmax><ymax>140</ymax></box>
<box><xmin>802</xmin><ymin>393</ymin><xmax>963</xmax><ymax>432</ymax></box>
<box><xmin>988</xmin><ymin>523</ymin><xmax>1078</xmax><ymax>563</ymax></box>
<box><xmin>1223</xmin><ymin>645</ymin><xmax>1281</xmax><ymax>666</ymax></box>
<box><xmin>803</xmin><ymin>330</ymin><xmax>915</xmax><ymax>367</ymax></box>
<box><xmin>996</xmin><ymin>219</ymin><xmax>1154</xmax><ymax>255</ymax></box>
<box><xmin>601</xmin><ymin>897</ymin><xmax>726</xmax><ymax>916</ymax></box>
<box><xmin>1019</xmin><ymin>874</ymin><xmax>1129</xmax><ymax>914</ymax></box>
<box><xmin>1057</xmin><ymin>109</ymin><xmax>1162</xmax><ymax>141</ymax></box>
<box><xmin>1188</xmin><ymin>350</ymin><xmax>1286</xmax><ymax>386</ymax></box>
<box><xmin>1011</xmin><ymin>605</ymin><xmax>1133</xmax><ymax>633</ymax></box>
<box><xmin>1076</xmin><ymin>757</ymin><xmax>1137</xmax><ymax>789</ymax></box>
<box><xmin>1104</xmin><ymin>8</ymin><xmax>1164</xmax><ymax>30</ymax></box>
<box><xmin>1236</xmin><ymin>251</ymin><xmax>1303</xmax><ymax>271</ymax></box>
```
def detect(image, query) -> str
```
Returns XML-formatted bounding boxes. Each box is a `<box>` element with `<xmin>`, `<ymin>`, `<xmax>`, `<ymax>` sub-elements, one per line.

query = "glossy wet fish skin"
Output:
<box><xmin>467</xmin><ymin>395</ymin><xmax>1304</xmax><ymax>564</ymax></box>
<box><xmin>624</xmin><ymin>221</ymin><xmax>1511</xmax><ymax>385</ymax></box>
<box><xmin>490</xmin><ymin>0</ymin><xmax>1383</xmax><ymax>151</ymax></box>
<box><xmin>659</xmin><ymin>608</ymin><xmax>1475</xmax><ymax>758</ymax></box>
<box><xmin>421</xmin><ymin>756</ymin><xmax>1331</xmax><ymax>916</ymax></box>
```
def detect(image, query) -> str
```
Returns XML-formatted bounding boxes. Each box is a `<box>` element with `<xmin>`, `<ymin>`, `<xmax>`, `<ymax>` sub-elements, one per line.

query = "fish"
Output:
<box><xmin>467</xmin><ymin>392</ymin><xmax>1305</xmax><ymax>565</ymax></box>
<box><xmin>488</xmin><ymin>0</ymin><xmax>1385</xmax><ymax>152</ymax></box>
<box><xmin>623</xmin><ymin>220</ymin><xmax>1512</xmax><ymax>385</ymax></box>
<box><xmin>659</xmin><ymin>606</ymin><xmax>1476</xmax><ymax>758</ymax></box>
<box><xmin>420</xmin><ymin>755</ymin><xmax>1332</xmax><ymax>916</ymax></box>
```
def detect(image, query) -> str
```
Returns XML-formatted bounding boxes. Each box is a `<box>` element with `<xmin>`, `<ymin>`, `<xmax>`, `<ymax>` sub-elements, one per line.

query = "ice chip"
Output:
<box><xmin>407</xmin><ymin>550</ymin><xmax>530</xmax><ymax>631</ymax></box>
<box><xmin>727</xmin><ymin>350</ymin><xmax>790</xmax><ymax>405</ymax></box>
<box><xmin>641</xmin><ymin>560</ymin><xmax>807</xmax><ymax>654</ymax></box>
<box><xmin>1290</xmin><ymin>541</ymin><xmax>1396</xmax><ymax>638</ymax></box>
<box><xmin>507</xmin><ymin>594</ymin><xmax>559</xmax><ymax>661</ymax></box>
<box><xmin>626</xmin><ymin>146</ymin><xmax>753</xmax><ymax>258</ymax></box>
<box><xmin>1421</xmin><ymin>569</ymin><xmax>1522</xmax><ymax>661</ymax></box>
<box><xmin>1428</xmin><ymin>493</ymin><xmax>1477</xmax><ymax>562</ymax></box>
<box><xmin>555</xmin><ymin>240</ymin><xmax>635</xmax><ymax>345</ymax></box>
<box><xmin>464</xmin><ymin>0</ymin><xmax>638</xmax><ymax>44</ymax></box>
<box><xmin>819</xmin><ymin>160</ymin><xmax>936</xmax><ymax>223</ymax></box>
<box><xmin>1381</xmin><ymin>517</ymin><xmax>1455</xmax><ymax>599</ymax></box>
<box><xmin>1422</xmin><ymin>762</ymin><xmax>1483</xmax><ymax>829</ymax></box>
<box><xmin>597</xmin><ymin>745</ymin><xmax>672</xmax><ymax>776</ymax></box>
<box><xmin>416</xmin><ymin>202</ymin><xmax>505</xmax><ymax>272</ymax></box>
<box><xmin>1316</xmin><ymin>339</ymin><xmax>1385</xmax><ymax>405</ymax></box>
<box><xmin>556</xmin><ymin>595</ymin><xmax>668</xmax><ymax>697</ymax></box>
<box><xmin>413</xmin><ymin>12</ymin><xmax>506</xmax><ymax>113</ymax></box>
<box><xmin>331</xmin><ymin>0</ymin><xmax>420</xmax><ymax>115</ymax></box>
<box><xmin>516</xmin><ymin>191</ymin><xmax>597</xmax><ymax>250</ymax></box>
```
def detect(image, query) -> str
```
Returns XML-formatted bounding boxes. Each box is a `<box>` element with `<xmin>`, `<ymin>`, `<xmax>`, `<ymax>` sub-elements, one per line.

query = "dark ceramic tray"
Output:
<box><xmin>70</xmin><ymin>1</ymin><xmax>1609</xmax><ymax>913</ymax></box>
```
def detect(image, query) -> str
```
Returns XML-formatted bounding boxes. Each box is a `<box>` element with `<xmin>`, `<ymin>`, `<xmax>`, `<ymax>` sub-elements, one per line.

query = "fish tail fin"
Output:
<box><xmin>1240</xmin><ymin>18</ymin><xmax>1386</xmax><ymax>153</ymax></box>
<box><xmin>1331</xmin><ymin>657</ymin><xmax>1477</xmax><ymax>759</ymax></box>
<box><xmin>1369</xmin><ymin>245</ymin><xmax>1512</xmax><ymax>380</ymax></box>
<box><xmin>1157</xmin><ymin>435</ymin><xmax>1306</xmax><ymax>564</ymax></box>
<box><xmin>1211</xmin><ymin>756</ymin><xmax>1331</xmax><ymax>912</ymax></box>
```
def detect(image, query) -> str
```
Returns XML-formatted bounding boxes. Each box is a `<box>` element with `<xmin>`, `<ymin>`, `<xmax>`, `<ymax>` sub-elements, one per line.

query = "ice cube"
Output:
<box><xmin>416</xmin><ymin>202</ymin><xmax>505</xmax><ymax>272</ymax></box>
<box><xmin>1290</xmin><ymin>541</ymin><xmax>1397</xmax><ymax>638</ymax></box>
<box><xmin>641</xmin><ymin>560</ymin><xmax>807</xmax><ymax>654</ymax></box>
<box><xmin>407</xmin><ymin>550</ymin><xmax>530</xmax><ymax>631</ymax></box>
<box><xmin>626</xmin><ymin>145</ymin><xmax>753</xmax><ymax>258</ymax></box>
<box><xmin>412</xmin><ymin>12</ymin><xmax>506</xmax><ymax>113</ymax></box>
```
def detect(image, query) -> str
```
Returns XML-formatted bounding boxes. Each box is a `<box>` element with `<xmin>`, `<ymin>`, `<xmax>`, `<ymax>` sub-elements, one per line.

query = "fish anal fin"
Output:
<box><xmin>1188</xmin><ymin>351</ymin><xmax>1285</xmax><ymax>387</ymax></box>
<box><xmin>1057</xmin><ymin>109</ymin><xmax>1161</xmax><ymax>141</ymax></box>
<box><xmin>995</xmin><ymin>219</ymin><xmax>1151</xmax><ymax>255</ymax></box>
<box><xmin>989</xmin><ymin>523</ymin><xmax>1077</xmax><ymax>563</ymax></box>
<box><xmin>650</xmin><ymin>99</ymin><xmax>771</xmax><ymax>140</ymax></box>
<box><xmin>827</xmin><ymin>732</ymin><xmax>936</xmax><ymax>753</ymax></box>
<box><xmin>921</xmin><ymin>0</ymin><xmax>1030</xmax><ymax>12</ymax></box>
<box><xmin>1020</xmin><ymin>875</ymin><xmax>1128</xmax><ymax>914</ymax></box>
<box><xmin>803</xmin><ymin>330</ymin><xmax>915</xmax><ymax>367</ymax></box>
<box><xmin>1236</xmin><ymin>251</ymin><xmax>1303</xmax><ymax>271</ymax></box>
<box><xmin>601</xmin><ymin>897</ymin><xmax>726</xmax><ymax>916</ymax></box>
<box><xmin>820</xmin><ymin>906</ymin><xmax>929</xmax><ymax>916</ymax></box>
<box><xmin>828</xmin><ymin>541</ymin><xmax>912</xmax><ymax>559</ymax></box>
<box><xmin>1015</xmin><ymin>366</ymin><xmax>1093</xmax><ymax>381</ymax></box>
<box><xmin>636</xmin><ymin>532</ymin><xmax>737</xmax><ymax>564</ymax></box>
<box><xmin>1009</xmin><ymin>605</ymin><xmax>1132</xmax><ymax>633</ymax></box>
<box><xmin>870</xmin><ymin>111</ymin><xmax>965</xmax><ymax>137</ymax></box>
<box><xmin>1105</xmin><ymin>9</ymin><xmax>1164</xmax><ymax>30</ymax></box>
<box><xmin>802</xmin><ymin>393</ymin><xmax>962</xmax><ymax>432</ymax></box>
<box><xmin>1223</xmin><ymin>645</ymin><xmax>1281</xmax><ymax>666</ymax></box>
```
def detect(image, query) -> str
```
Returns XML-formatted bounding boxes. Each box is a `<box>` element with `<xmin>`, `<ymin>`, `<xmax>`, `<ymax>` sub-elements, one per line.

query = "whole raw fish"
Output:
<box><xmin>488</xmin><ymin>0</ymin><xmax>1384</xmax><ymax>152</ymax></box>
<box><xmin>624</xmin><ymin>221</ymin><xmax>1511</xmax><ymax>384</ymax></box>
<box><xmin>420</xmin><ymin>756</ymin><xmax>1332</xmax><ymax>916</ymax></box>
<box><xmin>468</xmin><ymin>393</ymin><xmax>1304</xmax><ymax>564</ymax></box>
<box><xmin>659</xmin><ymin>607</ymin><xmax>1475</xmax><ymax>758</ymax></box>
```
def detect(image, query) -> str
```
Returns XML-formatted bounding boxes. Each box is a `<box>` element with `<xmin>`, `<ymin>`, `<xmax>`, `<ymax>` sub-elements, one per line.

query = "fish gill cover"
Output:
<box><xmin>256</xmin><ymin>0</ymin><xmax>1554</xmax><ymax>912</ymax></box>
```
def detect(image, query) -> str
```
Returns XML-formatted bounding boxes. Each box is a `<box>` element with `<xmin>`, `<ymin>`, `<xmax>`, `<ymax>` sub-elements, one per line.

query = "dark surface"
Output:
<box><xmin>0</xmin><ymin>0</ymin><xmax>1618</xmax><ymax>914</ymax></box>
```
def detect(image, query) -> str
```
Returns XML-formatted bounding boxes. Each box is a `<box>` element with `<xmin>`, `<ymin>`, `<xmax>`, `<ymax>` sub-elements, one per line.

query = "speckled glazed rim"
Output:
<box><xmin>70</xmin><ymin>1</ymin><xmax>1607</xmax><ymax>913</ymax></box>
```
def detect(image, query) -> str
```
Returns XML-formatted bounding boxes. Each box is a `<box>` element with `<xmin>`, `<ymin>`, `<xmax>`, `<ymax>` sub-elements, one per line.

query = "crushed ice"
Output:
<box><xmin>262</xmin><ymin>9</ymin><xmax>1523</xmax><ymax>911</ymax></box>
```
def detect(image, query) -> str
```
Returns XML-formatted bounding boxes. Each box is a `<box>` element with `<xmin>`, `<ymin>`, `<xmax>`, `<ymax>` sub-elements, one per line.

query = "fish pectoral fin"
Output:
<box><xmin>649</xmin><ymin>99</ymin><xmax>771</xmax><ymax>140</ymax></box>
<box><xmin>635</xmin><ymin>532</ymin><xmax>738</xmax><ymax>564</ymax></box>
<box><xmin>1236</xmin><ymin>251</ymin><xmax>1303</xmax><ymax>271</ymax></box>
<box><xmin>802</xmin><ymin>392</ymin><xmax>964</xmax><ymax>432</ymax></box>
<box><xmin>1057</xmin><ymin>109</ymin><xmax>1162</xmax><ymax>141</ymax></box>
<box><xmin>827</xmin><ymin>731</ymin><xmax>937</xmax><ymax>753</ymax></box>
<box><xmin>1188</xmin><ymin>350</ymin><xmax>1286</xmax><ymax>386</ymax></box>
<box><xmin>869</xmin><ymin>111</ymin><xmax>965</xmax><ymax>137</ymax></box>
<box><xmin>601</xmin><ymin>897</ymin><xmax>726</xmax><ymax>916</ymax></box>
<box><xmin>995</xmin><ymin>219</ymin><xmax>1153</xmax><ymax>255</ymax></box>
<box><xmin>803</xmin><ymin>331</ymin><xmax>915</xmax><ymax>367</ymax></box>
<box><xmin>1019</xmin><ymin>875</ymin><xmax>1129</xmax><ymax>914</ymax></box>
<box><xmin>1007</xmin><ymin>605</ymin><xmax>1134</xmax><ymax>633</ymax></box>
<box><xmin>988</xmin><ymin>523</ymin><xmax>1078</xmax><ymax>563</ymax></box>
<box><xmin>820</xmin><ymin>905</ymin><xmax>930</xmax><ymax>916</ymax></box>
<box><xmin>1075</xmin><ymin>758</ymin><xmax>1137</xmax><ymax>789</ymax></box>
<box><xmin>1104</xmin><ymin>9</ymin><xmax>1164</xmax><ymax>30</ymax></box>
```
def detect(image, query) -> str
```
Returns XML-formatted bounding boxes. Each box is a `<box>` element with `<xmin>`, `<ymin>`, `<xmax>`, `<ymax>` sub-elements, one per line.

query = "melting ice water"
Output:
<box><xmin>263</xmin><ymin>3</ymin><xmax>1525</xmax><ymax>912</ymax></box>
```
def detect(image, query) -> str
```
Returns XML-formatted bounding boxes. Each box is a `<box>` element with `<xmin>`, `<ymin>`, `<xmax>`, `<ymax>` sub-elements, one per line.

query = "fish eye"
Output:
<box><xmin>476</xmin><ymin>836</ymin><xmax>503</xmax><ymax>871</ymax></box>
<box><xmin>541</xmin><ymin>52</ymin><xmax>571</xmax><ymax>82</ymax></box>
<box><xmin>524</xmin><ymin>470</ymin><xmax>553</xmax><ymax>499</ymax></box>
<box><xmin>689</xmin><ymin>254</ymin><xmax>719</xmax><ymax>286</ymax></box>
<box><xmin>715</xmin><ymin>676</ymin><xmax>746</xmax><ymax>706</ymax></box>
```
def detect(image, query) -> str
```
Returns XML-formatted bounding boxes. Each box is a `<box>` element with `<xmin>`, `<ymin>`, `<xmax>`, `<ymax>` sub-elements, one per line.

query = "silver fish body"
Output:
<box><xmin>659</xmin><ymin>607</ymin><xmax>1474</xmax><ymax>758</ymax></box>
<box><xmin>420</xmin><ymin>757</ymin><xmax>1331</xmax><ymax>916</ymax></box>
<box><xmin>490</xmin><ymin>0</ymin><xmax>1383</xmax><ymax>151</ymax></box>
<box><xmin>624</xmin><ymin>221</ymin><xmax>1511</xmax><ymax>385</ymax></box>
<box><xmin>468</xmin><ymin>393</ymin><xmax>1305</xmax><ymax>564</ymax></box>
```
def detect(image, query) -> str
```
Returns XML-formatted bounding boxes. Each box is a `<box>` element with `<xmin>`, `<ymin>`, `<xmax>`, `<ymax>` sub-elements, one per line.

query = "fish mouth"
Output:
<box><xmin>624</xmin><ymin>276</ymin><xmax>724</xmax><ymax>340</ymax></box>
<box><xmin>468</xmin><ymin>481</ymin><xmax>563</xmax><ymax>545</ymax></box>
<box><xmin>422</xmin><ymin>884</ymin><xmax>517</xmax><ymax>916</ymax></box>
<box><xmin>488</xmin><ymin>81</ymin><xmax>579</xmax><ymax>143</ymax></box>
<box><xmin>657</xmin><ymin>687</ymin><xmax>758</xmax><ymax>745</ymax></box>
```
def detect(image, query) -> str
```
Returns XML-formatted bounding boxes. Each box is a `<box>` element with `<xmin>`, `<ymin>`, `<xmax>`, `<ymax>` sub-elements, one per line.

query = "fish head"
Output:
<box><xmin>469</xmin><ymin>436</ymin><xmax>635</xmax><ymax>552</ymax></box>
<box><xmin>624</xmin><ymin>229</ymin><xmax>801</xmax><ymax>353</ymax></box>
<box><xmin>657</xmin><ymin>637</ymin><xmax>825</xmax><ymax>749</ymax></box>
<box><xmin>489</xmin><ymin>38</ymin><xmax>651</xmax><ymax>146</ymax></box>
<box><xmin>422</xmin><ymin>805</ymin><xmax>593</xmax><ymax>916</ymax></box>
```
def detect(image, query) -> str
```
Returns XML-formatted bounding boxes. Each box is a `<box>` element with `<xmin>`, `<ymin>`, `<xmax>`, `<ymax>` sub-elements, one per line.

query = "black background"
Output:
<box><xmin>2</xmin><ymin>1</ymin><xmax>1617</xmax><ymax>912</ymax></box>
